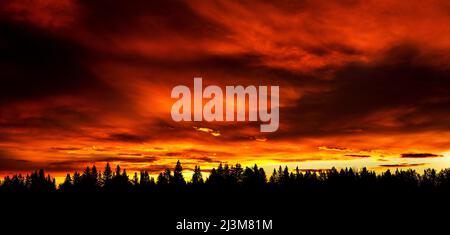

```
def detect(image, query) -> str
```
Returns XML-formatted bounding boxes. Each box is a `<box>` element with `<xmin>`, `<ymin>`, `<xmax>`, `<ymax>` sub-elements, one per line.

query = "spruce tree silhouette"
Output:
<box><xmin>192</xmin><ymin>166</ymin><xmax>204</xmax><ymax>185</ymax></box>
<box><xmin>282</xmin><ymin>166</ymin><xmax>290</xmax><ymax>185</ymax></box>
<box><xmin>103</xmin><ymin>162</ymin><xmax>112</xmax><ymax>185</ymax></box>
<box><xmin>269</xmin><ymin>169</ymin><xmax>277</xmax><ymax>184</ymax></box>
<box><xmin>92</xmin><ymin>165</ymin><xmax>99</xmax><ymax>186</ymax></box>
<box><xmin>173</xmin><ymin>160</ymin><xmax>186</xmax><ymax>186</ymax></box>
<box><xmin>73</xmin><ymin>172</ymin><xmax>81</xmax><ymax>189</ymax></box>
<box><xmin>60</xmin><ymin>174</ymin><xmax>73</xmax><ymax>192</ymax></box>
<box><xmin>132</xmin><ymin>172</ymin><xmax>139</xmax><ymax>186</ymax></box>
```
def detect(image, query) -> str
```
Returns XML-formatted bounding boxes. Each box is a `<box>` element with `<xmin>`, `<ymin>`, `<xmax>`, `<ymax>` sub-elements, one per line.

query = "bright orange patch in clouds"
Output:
<box><xmin>2</xmin><ymin>0</ymin><xmax>450</xmax><ymax>181</ymax></box>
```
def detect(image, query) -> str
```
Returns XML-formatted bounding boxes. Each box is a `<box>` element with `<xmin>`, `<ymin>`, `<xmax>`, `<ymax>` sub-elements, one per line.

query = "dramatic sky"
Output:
<box><xmin>2</xmin><ymin>0</ymin><xmax>450</xmax><ymax>181</ymax></box>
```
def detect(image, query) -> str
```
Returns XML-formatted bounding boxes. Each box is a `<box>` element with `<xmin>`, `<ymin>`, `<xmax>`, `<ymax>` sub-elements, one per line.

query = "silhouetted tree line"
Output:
<box><xmin>2</xmin><ymin>160</ymin><xmax>450</xmax><ymax>193</ymax></box>
<box><xmin>1</xmin><ymin>169</ymin><xmax>56</xmax><ymax>193</ymax></box>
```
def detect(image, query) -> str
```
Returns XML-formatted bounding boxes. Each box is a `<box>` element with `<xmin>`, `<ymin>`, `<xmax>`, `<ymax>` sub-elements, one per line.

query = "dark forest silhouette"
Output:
<box><xmin>2</xmin><ymin>160</ymin><xmax>450</xmax><ymax>193</ymax></box>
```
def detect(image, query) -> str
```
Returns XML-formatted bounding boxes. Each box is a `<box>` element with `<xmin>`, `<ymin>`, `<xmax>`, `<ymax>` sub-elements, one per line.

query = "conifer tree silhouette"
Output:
<box><xmin>192</xmin><ymin>166</ymin><xmax>204</xmax><ymax>185</ymax></box>
<box><xmin>173</xmin><ymin>160</ymin><xmax>186</xmax><ymax>186</ymax></box>
<box><xmin>60</xmin><ymin>174</ymin><xmax>73</xmax><ymax>191</ymax></box>
<box><xmin>103</xmin><ymin>162</ymin><xmax>112</xmax><ymax>185</ymax></box>
<box><xmin>133</xmin><ymin>172</ymin><xmax>139</xmax><ymax>186</ymax></box>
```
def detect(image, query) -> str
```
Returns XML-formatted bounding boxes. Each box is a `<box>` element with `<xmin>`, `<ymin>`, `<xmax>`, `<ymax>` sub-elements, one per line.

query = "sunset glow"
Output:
<box><xmin>2</xmin><ymin>0</ymin><xmax>450</xmax><ymax>183</ymax></box>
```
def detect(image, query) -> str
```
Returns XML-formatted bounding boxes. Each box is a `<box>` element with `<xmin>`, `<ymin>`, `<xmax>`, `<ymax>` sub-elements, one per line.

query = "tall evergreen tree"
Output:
<box><xmin>173</xmin><ymin>161</ymin><xmax>186</xmax><ymax>185</ymax></box>
<box><xmin>192</xmin><ymin>166</ymin><xmax>204</xmax><ymax>185</ymax></box>
<box><xmin>103</xmin><ymin>162</ymin><xmax>112</xmax><ymax>183</ymax></box>
<box><xmin>133</xmin><ymin>172</ymin><xmax>139</xmax><ymax>186</ymax></box>
<box><xmin>60</xmin><ymin>174</ymin><xmax>73</xmax><ymax>191</ymax></box>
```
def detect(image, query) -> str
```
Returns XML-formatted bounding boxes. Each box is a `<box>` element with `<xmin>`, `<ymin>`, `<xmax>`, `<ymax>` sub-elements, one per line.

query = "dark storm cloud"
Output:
<box><xmin>0</xmin><ymin>15</ymin><xmax>134</xmax><ymax>123</ymax></box>
<box><xmin>0</xmin><ymin>21</ymin><xmax>89</xmax><ymax>102</ymax></box>
<box><xmin>78</xmin><ymin>0</ymin><xmax>227</xmax><ymax>38</ymax></box>
<box><xmin>272</xmin><ymin>44</ymin><xmax>450</xmax><ymax>139</ymax></box>
<box><xmin>401</xmin><ymin>153</ymin><xmax>443</xmax><ymax>158</ymax></box>
<box><xmin>326</xmin><ymin>45</ymin><xmax>450</xmax><ymax>118</ymax></box>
